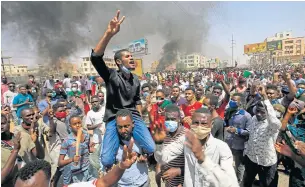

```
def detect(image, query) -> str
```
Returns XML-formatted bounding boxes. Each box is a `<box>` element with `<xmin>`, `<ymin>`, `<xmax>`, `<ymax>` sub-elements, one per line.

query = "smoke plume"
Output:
<box><xmin>1</xmin><ymin>2</ymin><xmax>216</xmax><ymax>69</ymax></box>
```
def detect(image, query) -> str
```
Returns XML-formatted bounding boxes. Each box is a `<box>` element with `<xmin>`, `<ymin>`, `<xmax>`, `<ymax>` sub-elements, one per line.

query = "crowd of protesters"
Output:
<box><xmin>1</xmin><ymin>10</ymin><xmax>305</xmax><ymax>187</ymax></box>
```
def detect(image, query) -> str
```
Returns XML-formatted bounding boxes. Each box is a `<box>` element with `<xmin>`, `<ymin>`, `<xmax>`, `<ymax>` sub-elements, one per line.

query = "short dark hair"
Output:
<box><xmin>69</xmin><ymin>114</ymin><xmax>81</xmax><ymax>124</ymax></box>
<box><xmin>206</xmin><ymin>95</ymin><xmax>219</xmax><ymax>107</ymax></box>
<box><xmin>232</xmin><ymin>93</ymin><xmax>243</xmax><ymax>97</ymax></box>
<box><xmin>156</xmin><ymin>89</ymin><xmax>165</xmax><ymax>95</ymax></box>
<box><xmin>1</xmin><ymin>114</ymin><xmax>7</xmax><ymax>121</ymax></box>
<box><xmin>114</xmin><ymin>49</ymin><xmax>130</xmax><ymax>62</ymax></box>
<box><xmin>151</xmin><ymin>81</ymin><xmax>158</xmax><ymax>88</ymax></box>
<box><xmin>91</xmin><ymin>95</ymin><xmax>99</xmax><ymax>101</ymax></box>
<box><xmin>52</xmin><ymin>103</ymin><xmax>65</xmax><ymax>112</ymax></box>
<box><xmin>28</xmin><ymin>75</ymin><xmax>34</xmax><ymax>78</ymax></box>
<box><xmin>115</xmin><ymin>109</ymin><xmax>133</xmax><ymax>121</ymax></box>
<box><xmin>172</xmin><ymin>86</ymin><xmax>180</xmax><ymax>91</ymax></box>
<box><xmin>266</xmin><ymin>84</ymin><xmax>278</xmax><ymax>92</ymax></box>
<box><xmin>194</xmin><ymin>108</ymin><xmax>211</xmax><ymax>115</ymax></box>
<box><xmin>7</xmin><ymin>82</ymin><xmax>15</xmax><ymax>85</ymax></box>
<box><xmin>213</xmin><ymin>85</ymin><xmax>223</xmax><ymax>91</ymax></box>
<box><xmin>97</xmin><ymin>91</ymin><xmax>104</xmax><ymax>95</ymax></box>
<box><xmin>165</xmin><ymin>104</ymin><xmax>180</xmax><ymax>114</ymax></box>
<box><xmin>185</xmin><ymin>87</ymin><xmax>195</xmax><ymax>93</ymax></box>
<box><xmin>19</xmin><ymin>85</ymin><xmax>27</xmax><ymax>89</ymax></box>
<box><xmin>64</xmin><ymin>73</ymin><xmax>69</xmax><ymax>78</ymax></box>
<box><xmin>20</xmin><ymin>107</ymin><xmax>32</xmax><ymax>117</ymax></box>
<box><xmin>141</xmin><ymin>83</ymin><xmax>150</xmax><ymax>91</ymax></box>
<box><xmin>15</xmin><ymin>160</ymin><xmax>51</xmax><ymax>183</ymax></box>
<box><xmin>57</xmin><ymin>98</ymin><xmax>67</xmax><ymax>104</ymax></box>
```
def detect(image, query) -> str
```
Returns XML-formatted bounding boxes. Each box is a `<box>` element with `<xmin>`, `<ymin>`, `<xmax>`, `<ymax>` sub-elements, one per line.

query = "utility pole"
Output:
<box><xmin>1</xmin><ymin>51</ymin><xmax>5</xmax><ymax>77</ymax></box>
<box><xmin>231</xmin><ymin>34</ymin><xmax>236</xmax><ymax>67</ymax></box>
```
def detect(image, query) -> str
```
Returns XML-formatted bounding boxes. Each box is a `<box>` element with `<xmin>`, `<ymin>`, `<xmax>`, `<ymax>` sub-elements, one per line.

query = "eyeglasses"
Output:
<box><xmin>156</xmin><ymin>97</ymin><xmax>164</xmax><ymax>100</ymax></box>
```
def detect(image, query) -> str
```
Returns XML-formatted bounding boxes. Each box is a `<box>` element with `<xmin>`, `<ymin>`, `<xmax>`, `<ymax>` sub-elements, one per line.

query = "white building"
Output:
<box><xmin>80</xmin><ymin>56</ymin><xmax>118</xmax><ymax>75</ymax></box>
<box><xmin>179</xmin><ymin>53</ymin><xmax>206</xmax><ymax>69</ymax></box>
<box><xmin>3</xmin><ymin>64</ymin><xmax>28</xmax><ymax>76</ymax></box>
<box><xmin>266</xmin><ymin>31</ymin><xmax>293</xmax><ymax>42</ymax></box>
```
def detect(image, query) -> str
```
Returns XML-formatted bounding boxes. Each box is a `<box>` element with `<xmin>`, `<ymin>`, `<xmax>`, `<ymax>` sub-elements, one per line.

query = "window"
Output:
<box><xmin>296</xmin><ymin>40</ymin><xmax>301</xmax><ymax>43</ymax></box>
<box><xmin>278</xmin><ymin>52</ymin><xmax>282</xmax><ymax>56</ymax></box>
<box><xmin>296</xmin><ymin>50</ymin><xmax>301</xmax><ymax>54</ymax></box>
<box><xmin>285</xmin><ymin>40</ymin><xmax>293</xmax><ymax>44</ymax></box>
<box><xmin>188</xmin><ymin>56</ymin><xmax>194</xmax><ymax>59</ymax></box>
<box><xmin>280</xmin><ymin>34</ymin><xmax>283</xmax><ymax>38</ymax></box>
<box><xmin>91</xmin><ymin>68</ymin><xmax>94</xmax><ymax>71</ymax></box>
<box><xmin>84</xmin><ymin>68</ymin><xmax>88</xmax><ymax>71</ymax></box>
<box><xmin>285</xmin><ymin>51</ymin><xmax>289</xmax><ymax>54</ymax></box>
<box><xmin>84</xmin><ymin>63</ymin><xmax>87</xmax><ymax>66</ymax></box>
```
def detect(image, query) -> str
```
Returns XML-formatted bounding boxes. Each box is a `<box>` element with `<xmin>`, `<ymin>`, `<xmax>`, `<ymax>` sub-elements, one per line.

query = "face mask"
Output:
<box><xmin>51</xmin><ymin>92</ymin><xmax>56</xmax><ymax>98</ymax></box>
<box><xmin>100</xmin><ymin>100</ymin><xmax>104</xmax><ymax>105</ymax></box>
<box><xmin>121</xmin><ymin>65</ymin><xmax>131</xmax><ymax>74</ymax></box>
<box><xmin>165</xmin><ymin>120</ymin><xmax>178</xmax><ymax>133</ymax></box>
<box><xmin>275</xmin><ymin>111</ymin><xmax>282</xmax><ymax>119</ymax></box>
<box><xmin>72</xmin><ymin>88</ymin><xmax>77</xmax><ymax>92</ymax></box>
<box><xmin>202</xmin><ymin>105</ymin><xmax>209</xmax><ymax>109</ymax></box>
<box><xmin>271</xmin><ymin>99</ymin><xmax>279</xmax><ymax>105</ymax></box>
<box><xmin>55</xmin><ymin>111</ymin><xmax>67</xmax><ymax>119</ymax></box>
<box><xmin>157</xmin><ymin>100</ymin><xmax>164</xmax><ymax>104</ymax></box>
<box><xmin>191</xmin><ymin>125</ymin><xmax>211</xmax><ymax>140</ymax></box>
<box><xmin>92</xmin><ymin>105</ymin><xmax>100</xmax><ymax>111</ymax></box>
<box><xmin>143</xmin><ymin>92</ymin><xmax>150</xmax><ymax>98</ymax></box>
<box><xmin>295</xmin><ymin>88</ymin><xmax>305</xmax><ymax>98</ymax></box>
<box><xmin>2</xmin><ymin>79</ymin><xmax>7</xmax><ymax>84</ymax></box>
<box><xmin>229</xmin><ymin>100</ymin><xmax>238</xmax><ymax>108</ymax></box>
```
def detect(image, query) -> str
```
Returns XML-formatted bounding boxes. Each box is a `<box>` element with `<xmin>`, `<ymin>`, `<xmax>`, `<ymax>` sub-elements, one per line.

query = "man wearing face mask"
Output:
<box><xmin>224</xmin><ymin>93</ymin><xmax>252</xmax><ymax>184</ymax></box>
<box><xmin>243</xmin><ymin>86</ymin><xmax>281</xmax><ymax>187</ymax></box>
<box><xmin>38</xmin><ymin>89</ymin><xmax>57</xmax><ymax>125</ymax></box>
<box><xmin>153</xmin><ymin>104</ymin><xmax>185</xmax><ymax>187</ymax></box>
<box><xmin>184</xmin><ymin>108</ymin><xmax>238</xmax><ymax>187</ymax></box>
<box><xmin>86</xmin><ymin>96</ymin><xmax>106</xmax><ymax>148</ymax></box>
<box><xmin>91</xmin><ymin>10</ymin><xmax>155</xmax><ymax>169</ymax></box>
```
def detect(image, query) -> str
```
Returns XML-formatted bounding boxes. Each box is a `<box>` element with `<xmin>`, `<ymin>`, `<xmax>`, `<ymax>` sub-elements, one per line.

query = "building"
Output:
<box><xmin>266</xmin><ymin>31</ymin><xmax>293</xmax><ymax>42</ymax></box>
<box><xmin>3</xmin><ymin>64</ymin><xmax>28</xmax><ymax>76</ymax></box>
<box><xmin>80</xmin><ymin>56</ymin><xmax>117</xmax><ymax>75</ymax></box>
<box><xmin>179</xmin><ymin>53</ymin><xmax>204</xmax><ymax>69</ymax></box>
<box><xmin>150</xmin><ymin>61</ymin><xmax>159</xmax><ymax>72</ymax></box>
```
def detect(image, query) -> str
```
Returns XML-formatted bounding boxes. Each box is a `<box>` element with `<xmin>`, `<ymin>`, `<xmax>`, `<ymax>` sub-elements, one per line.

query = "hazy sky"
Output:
<box><xmin>1</xmin><ymin>1</ymin><xmax>305</xmax><ymax>70</ymax></box>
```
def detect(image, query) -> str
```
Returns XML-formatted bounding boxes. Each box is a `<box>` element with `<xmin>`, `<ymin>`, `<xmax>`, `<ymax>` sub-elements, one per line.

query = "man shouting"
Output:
<box><xmin>90</xmin><ymin>10</ymin><xmax>155</xmax><ymax>169</ymax></box>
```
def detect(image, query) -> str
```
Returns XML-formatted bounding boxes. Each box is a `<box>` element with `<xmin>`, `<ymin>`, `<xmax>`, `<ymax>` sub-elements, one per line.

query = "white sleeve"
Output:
<box><xmin>68</xmin><ymin>179</ymin><xmax>97</xmax><ymax>187</ymax></box>
<box><xmin>85</xmin><ymin>113</ymin><xmax>93</xmax><ymax>125</ymax></box>
<box><xmin>197</xmin><ymin>143</ymin><xmax>239</xmax><ymax>187</ymax></box>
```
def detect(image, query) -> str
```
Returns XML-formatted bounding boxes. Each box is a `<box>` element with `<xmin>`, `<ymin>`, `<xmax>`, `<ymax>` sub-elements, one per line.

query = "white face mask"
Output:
<box><xmin>71</xmin><ymin>88</ymin><xmax>77</xmax><ymax>92</ymax></box>
<box><xmin>275</xmin><ymin>110</ymin><xmax>282</xmax><ymax>119</ymax></box>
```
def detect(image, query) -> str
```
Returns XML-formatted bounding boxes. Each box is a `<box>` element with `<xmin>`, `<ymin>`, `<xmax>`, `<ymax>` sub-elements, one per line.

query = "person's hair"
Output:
<box><xmin>266</xmin><ymin>84</ymin><xmax>278</xmax><ymax>92</ymax></box>
<box><xmin>185</xmin><ymin>87</ymin><xmax>195</xmax><ymax>93</ymax></box>
<box><xmin>1</xmin><ymin>114</ymin><xmax>7</xmax><ymax>121</ymax></box>
<box><xmin>213</xmin><ymin>85</ymin><xmax>223</xmax><ymax>91</ymax></box>
<box><xmin>141</xmin><ymin>83</ymin><xmax>150</xmax><ymax>91</ymax></box>
<box><xmin>69</xmin><ymin>114</ymin><xmax>81</xmax><ymax>124</ymax></box>
<box><xmin>115</xmin><ymin>109</ymin><xmax>133</xmax><ymax>121</ymax></box>
<box><xmin>172</xmin><ymin>86</ymin><xmax>180</xmax><ymax>91</ymax></box>
<box><xmin>52</xmin><ymin>103</ymin><xmax>65</xmax><ymax>112</ymax></box>
<box><xmin>194</xmin><ymin>108</ymin><xmax>211</xmax><ymax>115</ymax></box>
<box><xmin>156</xmin><ymin>89</ymin><xmax>165</xmax><ymax>95</ymax></box>
<box><xmin>7</xmin><ymin>82</ymin><xmax>15</xmax><ymax>85</ymax></box>
<box><xmin>57</xmin><ymin>98</ymin><xmax>67</xmax><ymax>104</ymax></box>
<box><xmin>64</xmin><ymin>73</ymin><xmax>69</xmax><ymax>78</ymax></box>
<box><xmin>71</xmin><ymin>82</ymin><xmax>78</xmax><ymax>87</ymax></box>
<box><xmin>151</xmin><ymin>81</ymin><xmax>158</xmax><ymax>88</ymax></box>
<box><xmin>206</xmin><ymin>95</ymin><xmax>219</xmax><ymax>107</ymax></box>
<box><xmin>232</xmin><ymin>93</ymin><xmax>243</xmax><ymax>97</ymax></box>
<box><xmin>28</xmin><ymin>75</ymin><xmax>34</xmax><ymax>78</ymax></box>
<box><xmin>20</xmin><ymin>107</ymin><xmax>32</xmax><ymax>117</ymax></box>
<box><xmin>165</xmin><ymin>104</ymin><xmax>180</xmax><ymax>114</ymax></box>
<box><xmin>15</xmin><ymin>160</ymin><xmax>51</xmax><ymax>184</ymax></box>
<box><xmin>196</xmin><ymin>88</ymin><xmax>203</xmax><ymax>92</ymax></box>
<box><xmin>19</xmin><ymin>84</ymin><xmax>27</xmax><ymax>89</ymax></box>
<box><xmin>96</xmin><ymin>91</ymin><xmax>104</xmax><ymax>95</ymax></box>
<box><xmin>114</xmin><ymin>49</ymin><xmax>130</xmax><ymax>62</ymax></box>
<box><xmin>91</xmin><ymin>95</ymin><xmax>99</xmax><ymax>101</ymax></box>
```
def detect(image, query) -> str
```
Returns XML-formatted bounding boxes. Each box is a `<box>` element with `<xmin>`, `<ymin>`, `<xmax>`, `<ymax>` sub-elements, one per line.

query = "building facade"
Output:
<box><xmin>3</xmin><ymin>64</ymin><xmax>28</xmax><ymax>76</ymax></box>
<box><xmin>266</xmin><ymin>31</ymin><xmax>293</xmax><ymax>42</ymax></box>
<box><xmin>80</xmin><ymin>56</ymin><xmax>118</xmax><ymax>75</ymax></box>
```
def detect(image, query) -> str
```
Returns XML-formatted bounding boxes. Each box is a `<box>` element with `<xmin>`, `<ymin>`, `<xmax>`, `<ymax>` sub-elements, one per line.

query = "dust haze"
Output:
<box><xmin>1</xmin><ymin>1</ymin><xmax>219</xmax><ymax>70</ymax></box>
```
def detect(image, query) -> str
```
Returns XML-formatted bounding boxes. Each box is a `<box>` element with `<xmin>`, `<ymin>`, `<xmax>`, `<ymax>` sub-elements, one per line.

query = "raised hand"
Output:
<box><xmin>120</xmin><ymin>138</ymin><xmax>137</xmax><ymax>169</ymax></box>
<box><xmin>275</xmin><ymin>140</ymin><xmax>293</xmax><ymax>157</ymax></box>
<box><xmin>13</xmin><ymin>132</ymin><xmax>21</xmax><ymax>151</ymax></box>
<box><xmin>30</xmin><ymin>120</ymin><xmax>38</xmax><ymax>142</ymax></box>
<box><xmin>151</xmin><ymin>124</ymin><xmax>166</xmax><ymax>144</ymax></box>
<box><xmin>185</xmin><ymin>130</ymin><xmax>205</xmax><ymax>163</ymax></box>
<box><xmin>106</xmin><ymin>10</ymin><xmax>125</xmax><ymax>36</ymax></box>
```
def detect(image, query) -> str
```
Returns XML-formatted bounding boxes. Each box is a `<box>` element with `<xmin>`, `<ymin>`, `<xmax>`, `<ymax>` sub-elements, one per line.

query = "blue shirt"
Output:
<box><xmin>60</xmin><ymin>130</ymin><xmax>90</xmax><ymax>173</ymax></box>
<box><xmin>99</xmin><ymin>139</ymin><xmax>148</xmax><ymax>187</ymax></box>
<box><xmin>38</xmin><ymin>99</ymin><xmax>57</xmax><ymax>125</ymax></box>
<box><xmin>12</xmin><ymin>93</ymin><xmax>34</xmax><ymax>118</ymax></box>
<box><xmin>225</xmin><ymin>109</ymin><xmax>252</xmax><ymax>150</ymax></box>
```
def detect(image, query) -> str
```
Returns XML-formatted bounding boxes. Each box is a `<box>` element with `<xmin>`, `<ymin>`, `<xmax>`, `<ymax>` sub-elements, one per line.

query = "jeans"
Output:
<box><xmin>231</xmin><ymin>149</ymin><xmax>245</xmax><ymax>183</ymax></box>
<box><xmin>101</xmin><ymin>115</ymin><xmax>155</xmax><ymax>167</ymax></box>
<box><xmin>243</xmin><ymin>156</ymin><xmax>278</xmax><ymax>187</ymax></box>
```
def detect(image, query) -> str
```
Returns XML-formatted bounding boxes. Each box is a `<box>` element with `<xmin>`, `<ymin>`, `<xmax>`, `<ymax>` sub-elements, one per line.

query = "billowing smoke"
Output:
<box><xmin>1</xmin><ymin>2</ymin><xmax>216</xmax><ymax>68</ymax></box>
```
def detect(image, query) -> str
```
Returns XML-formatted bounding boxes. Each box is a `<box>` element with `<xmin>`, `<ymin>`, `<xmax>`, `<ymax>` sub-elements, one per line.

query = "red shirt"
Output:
<box><xmin>216</xmin><ymin>99</ymin><xmax>229</xmax><ymax>119</ymax></box>
<box><xmin>181</xmin><ymin>101</ymin><xmax>202</xmax><ymax>129</ymax></box>
<box><xmin>150</xmin><ymin>103</ymin><xmax>166</xmax><ymax>130</ymax></box>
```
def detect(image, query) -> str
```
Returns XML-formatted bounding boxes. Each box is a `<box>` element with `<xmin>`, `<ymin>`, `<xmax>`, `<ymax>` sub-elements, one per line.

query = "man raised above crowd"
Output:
<box><xmin>90</xmin><ymin>10</ymin><xmax>155</xmax><ymax>169</ymax></box>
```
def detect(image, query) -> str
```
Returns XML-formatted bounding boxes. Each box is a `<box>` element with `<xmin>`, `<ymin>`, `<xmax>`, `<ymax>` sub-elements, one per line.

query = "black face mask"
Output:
<box><xmin>100</xmin><ymin>100</ymin><xmax>104</xmax><ymax>105</ymax></box>
<box><xmin>2</xmin><ymin>79</ymin><xmax>7</xmax><ymax>84</ymax></box>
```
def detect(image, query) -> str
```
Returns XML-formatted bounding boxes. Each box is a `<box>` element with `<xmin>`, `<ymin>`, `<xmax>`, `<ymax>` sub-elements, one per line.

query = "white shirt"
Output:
<box><xmin>63</xmin><ymin>78</ymin><xmax>71</xmax><ymax>91</ymax></box>
<box><xmin>68</xmin><ymin>179</ymin><xmax>97</xmax><ymax>187</ymax></box>
<box><xmin>85</xmin><ymin>105</ymin><xmax>105</xmax><ymax>144</ymax></box>
<box><xmin>3</xmin><ymin>90</ymin><xmax>18</xmax><ymax>110</ymax></box>
<box><xmin>244</xmin><ymin>99</ymin><xmax>281</xmax><ymax>167</ymax></box>
<box><xmin>75</xmin><ymin>81</ymin><xmax>82</xmax><ymax>91</ymax></box>
<box><xmin>184</xmin><ymin>135</ymin><xmax>239</xmax><ymax>187</ymax></box>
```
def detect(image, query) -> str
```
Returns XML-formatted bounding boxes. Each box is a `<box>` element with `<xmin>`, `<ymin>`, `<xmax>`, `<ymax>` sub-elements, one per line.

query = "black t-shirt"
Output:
<box><xmin>211</xmin><ymin>116</ymin><xmax>224</xmax><ymax>141</ymax></box>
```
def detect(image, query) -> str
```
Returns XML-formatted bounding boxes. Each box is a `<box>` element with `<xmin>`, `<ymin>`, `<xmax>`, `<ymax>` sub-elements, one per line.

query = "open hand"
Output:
<box><xmin>120</xmin><ymin>138</ymin><xmax>137</xmax><ymax>169</ymax></box>
<box><xmin>162</xmin><ymin>167</ymin><xmax>181</xmax><ymax>181</ymax></box>
<box><xmin>275</xmin><ymin>140</ymin><xmax>293</xmax><ymax>157</ymax></box>
<box><xmin>137</xmin><ymin>154</ymin><xmax>148</xmax><ymax>163</ymax></box>
<box><xmin>30</xmin><ymin>121</ymin><xmax>38</xmax><ymax>142</ymax></box>
<box><xmin>151</xmin><ymin>124</ymin><xmax>166</xmax><ymax>144</ymax></box>
<box><xmin>185</xmin><ymin>129</ymin><xmax>205</xmax><ymax>163</ymax></box>
<box><xmin>106</xmin><ymin>10</ymin><xmax>125</xmax><ymax>36</ymax></box>
<box><xmin>295</xmin><ymin>141</ymin><xmax>305</xmax><ymax>156</ymax></box>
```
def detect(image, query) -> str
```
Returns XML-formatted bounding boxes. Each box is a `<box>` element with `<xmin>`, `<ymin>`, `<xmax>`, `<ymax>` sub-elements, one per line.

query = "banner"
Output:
<box><xmin>267</xmin><ymin>40</ymin><xmax>282</xmax><ymax>51</ymax></box>
<box><xmin>244</xmin><ymin>42</ymin><xmax>266</xmax><ymax>54</ymax></box>
<box><xmin>113</xmin><ymin>38</ymin><xmax>147</xmax><ymax>55</ymax></box>
<box><xmin>131</xmin><ymin>59</ymin><xmax>143</xmax><ymax>77</ymax></box>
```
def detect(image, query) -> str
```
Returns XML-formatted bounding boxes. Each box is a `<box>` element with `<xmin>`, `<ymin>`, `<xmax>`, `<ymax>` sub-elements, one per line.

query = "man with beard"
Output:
<box><xmin>184</xmin><ymin>108</ymin><xmax>238</xmax><ymax>187</ymax></box>
<box><xmin>170</xmin><ymin>86</ymin><xmax>187</xmax><ymax>106</ymax></box>
<box><xmin>13</xmin><ymin>108</ymin><xmax>47</xmax><ymax>162</ymax></box>
<box><xmin>243</xmin><ymin>85</ymin><xmax>281</xmax><ymax>187</ymax></box>
<box><xmin>1</xmin><ymin>76</ymin><xmax>9</xmax><ymax>104</ymax></box>
<box><xmin>26</xmin><ymin>75</ymin><xmax>40</xmax><ymax>103</ymax></box>
<box><xmin>99</xmin><ymin>109</ymin><xmax>149</xmax><ymax>186</ymax></box>
<box><xmin>86</xmin><ymin>96</ymin><xmax>106</xmax><ymax>147</ymax></box>
<box><xmin>181</xmin><ymin>87</ymin><xmax>202</xmax><ymax>129</ymax></box>
<box><xmin>91</xmin><ymin>10</ymin><xmax>155</xmax><ymax>169</ymax></box>
<box><xmin>153</xmin><ymin>104</ymin><xmax>185</xmax><ymax>187</ymax></box>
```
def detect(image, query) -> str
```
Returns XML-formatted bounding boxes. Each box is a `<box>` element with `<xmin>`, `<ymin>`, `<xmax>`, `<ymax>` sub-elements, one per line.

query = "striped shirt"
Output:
<box><xmin>156</xmin><ymin>126</ymin><xmax>185</xmax><ymax>187</ymax></box>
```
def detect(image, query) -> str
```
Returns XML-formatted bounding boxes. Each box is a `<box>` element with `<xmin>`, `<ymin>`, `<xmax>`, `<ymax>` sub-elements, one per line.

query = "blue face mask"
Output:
<box><xmin>143</xmin><ymin>92</ymin><xmax>150</xmax><ymax>98</ymax></box>
<box><xmin>271</xmin><ymin>99</ymin><xmax>279</xmax><ymax>105</ymax></box>
<box><xmin>121</xmin><ymin>65</ymin><xmax>131</xmax><ymax>74</ymax></box>
<box><xmin>165</xmin><ymin>120</ymin><xmax>178</xmax><ymax>133</ymax></box>
<box><xmin>229</xmin><ymin>100</ymin><xmax>238</xmax><ymax>108</ymax></box>
<box><xmin>51</xmin><ymin>92</ymin><xmax>56</xmax><ymax>98</ymax></box>
<box><xmin>295</xmin><ymin>88</ymin><xmax>305</xmax><ymax>98</ymax></box>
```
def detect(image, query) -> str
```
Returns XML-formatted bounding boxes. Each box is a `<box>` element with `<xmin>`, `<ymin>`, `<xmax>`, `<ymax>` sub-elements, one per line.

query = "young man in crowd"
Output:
<box><xmin>12</xmin><ymin>85</ymin><xmax>34</xmax><ymax>121</ymax></box>
<box><xmin>38</xmin><ymin>88</ymin><xmax>57</xmax><ymax>125</ymax></box>
<box><xmin>90</xmin><ymin>10</ymin><xmax>155</xmax><ymax>169</ymax></box>
<box><xmin>63</xmin><ymin>73</ymin><xmax>72</xmax><ymax>92</ymax></box>
<box><xmin>224</xmin><ymin>93</ymin><xmax>252</xmax><ymax>184</ymax></box>
<box><xmin>153</xmin><ymin>104</ymin><xmax>185</xmax><ymax>187</ymax></box>
<box><xmin>99</xmin><ymin>109</ymin><xmax>150</xmax><ymax>186</ymax></box>
<box><xmin>141</xmin><ymin>83</ymin><xmax>152</xmax><ymax>129</ymax></box>
<box><xmin>1</xmin><ymin>76</ymin><xmax>9</xmax><ymax>104</ymax></box>
<box><xmin>26</xmin><ymin>75</ymin><xmax>40</xmax><ymax>104</ymax></box>
<box><xmin>171</xmin><ymin>86</ymin><xmax>187</xmax><ymax>106</ymax></box>
<box><xmin>181</xmin><ymin>87</ymin><xmax>202</xmax><ymax>129</ymax></box>
<box><xmin>3</xmin><ymin>82</ymin><xmax>18</xmax><ymax>125</ymax></box>
<box><xmin>184</xmin><ymin>108</ymin><xmax>239</xmax><ymax>187</ymax></box>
